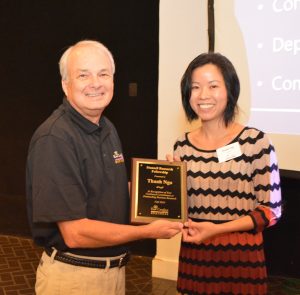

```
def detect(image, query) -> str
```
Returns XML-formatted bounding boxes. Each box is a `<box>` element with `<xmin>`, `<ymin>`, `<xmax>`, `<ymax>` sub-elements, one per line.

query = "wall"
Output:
<box><xmin>264</xmin><ymin>173</ymin><xmax>300</xmax><ymax>277</ymax></box>
<box><xmin>0</xmin><ymin>0</ymin><xmax>159</xmax><ymax>196</ymax></box>
<box><xmin>154</xmin><ymin>0</ymin><xmax>208</xmax><ymax>280</ymax></box>
<box><xmin>0</xmin><ymin>0</ymin><xmax>160</xmax><ymax>256</ymax></box>
<box><xmin>156</xmin><ymin>0</ymin><xmax>300</xmax><ymax>280</ymax></box>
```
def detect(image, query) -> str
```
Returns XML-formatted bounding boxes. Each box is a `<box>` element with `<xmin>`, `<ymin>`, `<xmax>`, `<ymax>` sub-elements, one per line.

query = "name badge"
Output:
<box><xmin>216</xmin><ymin>142</ymin><xmax>242</xmax><ymax>163</ymax></box>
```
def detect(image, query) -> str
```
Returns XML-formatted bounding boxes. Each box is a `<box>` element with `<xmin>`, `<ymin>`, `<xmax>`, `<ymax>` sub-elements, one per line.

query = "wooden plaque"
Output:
<box><xmin>130</xmin><ymin>158</ymin><xmax>187</xmax><ymax>224</ymax></box>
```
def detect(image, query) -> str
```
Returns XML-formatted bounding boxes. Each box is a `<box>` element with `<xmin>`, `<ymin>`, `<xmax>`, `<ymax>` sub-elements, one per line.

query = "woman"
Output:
<box><xmin>174</xmin><ymin>53</ymin><xmax>282</xmax><ymax>294</ymax></box>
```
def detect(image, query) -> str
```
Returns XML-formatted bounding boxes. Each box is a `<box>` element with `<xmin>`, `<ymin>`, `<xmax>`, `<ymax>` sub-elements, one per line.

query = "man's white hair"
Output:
<box><xmin>59</xmin><ymin>40</ymin><xmax>115</xmax><ymax>81</ymax></box>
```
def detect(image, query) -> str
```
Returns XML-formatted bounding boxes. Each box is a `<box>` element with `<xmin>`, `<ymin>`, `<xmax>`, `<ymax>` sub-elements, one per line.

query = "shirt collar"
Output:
<box><xmin>63</xmin><ymin>98</ymin><xmax>105</xmax><ymax>134</ymax></box>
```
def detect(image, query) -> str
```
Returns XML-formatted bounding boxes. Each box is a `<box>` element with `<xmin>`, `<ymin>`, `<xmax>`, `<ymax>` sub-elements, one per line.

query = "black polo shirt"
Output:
<box><xmin>26</xmin><ymin>98</ymin><xmax>130</xmax><ymax>257</ymax></box>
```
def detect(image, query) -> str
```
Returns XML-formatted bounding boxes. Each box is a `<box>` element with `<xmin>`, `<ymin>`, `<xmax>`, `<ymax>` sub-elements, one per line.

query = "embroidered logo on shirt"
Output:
<box><xmin>113</xmin><ymin>151</ymin><xmax>124</xmax><ymax>164</ymax></box>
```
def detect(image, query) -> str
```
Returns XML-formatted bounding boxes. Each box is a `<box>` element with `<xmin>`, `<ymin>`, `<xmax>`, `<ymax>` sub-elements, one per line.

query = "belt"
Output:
<box><xmin>45</xmin><ymin>248</ymin><xmax>130</xmax><ymax>269</ymax></box>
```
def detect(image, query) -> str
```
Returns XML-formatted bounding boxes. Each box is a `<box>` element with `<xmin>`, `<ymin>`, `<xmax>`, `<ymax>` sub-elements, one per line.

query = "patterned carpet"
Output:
<box><xmin>0</xmin><ymin>234</ymin><xmax>300</xmax><ymax>294</ymax></box>
<box><xmin>0</xmin><ymin>234</ymin><xmax>176</xmax><ymax>295</ymax></box>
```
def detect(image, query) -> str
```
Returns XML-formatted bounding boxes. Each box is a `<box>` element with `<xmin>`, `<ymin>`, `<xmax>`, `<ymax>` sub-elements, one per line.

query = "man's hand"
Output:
<box><xmin>146</xmin><ymin>219</ymin><xmax>183</xmax><ymax>239</ymax></box>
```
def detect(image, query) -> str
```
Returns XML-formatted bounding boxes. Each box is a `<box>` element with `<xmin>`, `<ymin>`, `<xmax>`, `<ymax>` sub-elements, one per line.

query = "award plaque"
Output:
<box><xmin>130</xmin><ymin>158</ymin><xmax>187</xmax><ymax>224</ymax></box>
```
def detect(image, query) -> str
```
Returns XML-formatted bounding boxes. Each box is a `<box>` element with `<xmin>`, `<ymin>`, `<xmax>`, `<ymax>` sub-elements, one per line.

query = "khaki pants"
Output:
<box><xmin>35</xmin><ymin>251</ymin><xmax>126</xmax><ymax>295</ymax></box>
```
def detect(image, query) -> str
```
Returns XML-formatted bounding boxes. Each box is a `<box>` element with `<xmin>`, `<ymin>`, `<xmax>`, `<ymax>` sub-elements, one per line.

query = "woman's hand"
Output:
<box><xmin>182</xmin><ymin>219</ymin><xmax>220</xmax><ymax>244</ymax></box>
<box><xmin>166</xmin><ymin>154</ymin><xmax>181</xmax><ymax>162</ymax></box>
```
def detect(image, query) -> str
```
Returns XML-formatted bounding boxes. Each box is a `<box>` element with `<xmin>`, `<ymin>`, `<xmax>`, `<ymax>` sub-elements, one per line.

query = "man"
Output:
<box><xmin>26</xmin><ymin>40</ymin><xmax>182</xmax><ymax>295</ymax></box>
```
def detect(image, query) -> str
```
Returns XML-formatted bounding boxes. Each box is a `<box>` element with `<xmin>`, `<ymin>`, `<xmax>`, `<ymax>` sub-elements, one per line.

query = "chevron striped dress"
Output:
<box><xmin>174</xmin><ymin>127</ymin><xmax>282</xmax><ymax>295</ymax></box>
